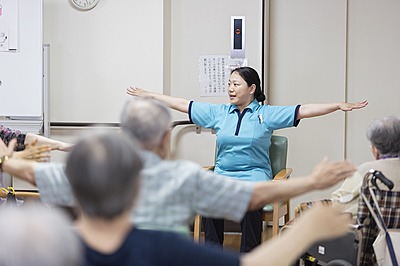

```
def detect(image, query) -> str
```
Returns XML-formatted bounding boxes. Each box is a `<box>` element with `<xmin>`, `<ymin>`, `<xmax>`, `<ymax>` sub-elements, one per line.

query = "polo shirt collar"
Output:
<box><xmin>229</xmin><ymin>99</ymin><xmax>260</xmax><ymax>114</ymax></box>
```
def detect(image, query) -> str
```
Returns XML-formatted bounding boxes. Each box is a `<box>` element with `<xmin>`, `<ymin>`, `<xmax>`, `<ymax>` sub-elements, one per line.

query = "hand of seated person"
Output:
<box><xmin>309</xmin><ymin>158</ymin><xmax>356</xmax><ymax>190</ymax></box>
<box><xmin>13</xmin><ymin>138</ymin><xmax>51</xmax><ymax>162</ymax></box>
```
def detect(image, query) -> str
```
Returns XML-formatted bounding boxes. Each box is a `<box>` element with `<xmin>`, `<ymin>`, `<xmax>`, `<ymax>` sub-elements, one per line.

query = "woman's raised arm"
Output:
<box><xmin>297</xmin><ymin>100</ymin><xmax>368</xmax><ymax>120</ymax></box>
<box><xmin>127</xmin><ymin>87</ymin><xmax>190</xmax><ymax>114</ymax></box>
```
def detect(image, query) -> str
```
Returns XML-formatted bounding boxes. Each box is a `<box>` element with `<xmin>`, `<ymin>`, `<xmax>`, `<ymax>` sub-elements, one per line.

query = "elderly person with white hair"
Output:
<box><xmin>331</xmin><ymin>115</ymin><xmax>400</xmax><ymax>215</ymax></box>
<box><xmin>0</xmin><ymin>205</ymin><xmax>81</xmax><ymax>266</ymax></box>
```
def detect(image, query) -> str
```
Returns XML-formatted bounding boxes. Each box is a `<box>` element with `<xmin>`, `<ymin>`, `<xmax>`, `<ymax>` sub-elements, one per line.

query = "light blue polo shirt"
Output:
<box><xmin>189</xmin><ymin>99</ymin><xmax>300</xmax><ymax>182</ymax></box>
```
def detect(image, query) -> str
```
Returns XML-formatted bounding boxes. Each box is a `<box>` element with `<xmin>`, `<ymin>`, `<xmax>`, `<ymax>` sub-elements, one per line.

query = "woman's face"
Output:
<box><xmin>227</xmin><ymin>71</ymin><xmax>255</xmax><ymax>111</ymax></box>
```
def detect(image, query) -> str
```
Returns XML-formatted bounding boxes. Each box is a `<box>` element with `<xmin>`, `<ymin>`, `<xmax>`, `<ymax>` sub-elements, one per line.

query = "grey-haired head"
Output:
<box><xmin>66</xmin><ymin>131</ymin><xmax>143</xmax><ymax>219</ymax></box>
<box><xmin>120</xmin><ymin>98</ymin><xmax>172</xmax><ymax>151</ymax></box>
<box><xmin>366</xmin><ymin>115</ymin><xmax>400</xmax><ymax>159</ymax></box>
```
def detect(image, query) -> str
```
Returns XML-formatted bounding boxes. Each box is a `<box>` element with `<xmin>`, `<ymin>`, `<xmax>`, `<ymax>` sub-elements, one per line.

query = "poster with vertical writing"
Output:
<box><xmin>199</xmin><ymin>55</ymin><xmax>248</xmax><ymax>97</ymax></box>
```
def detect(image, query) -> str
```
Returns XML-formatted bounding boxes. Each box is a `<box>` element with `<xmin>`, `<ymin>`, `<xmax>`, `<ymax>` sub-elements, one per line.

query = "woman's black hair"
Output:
<box><xmin>231</xmin><ymin>66</ymin><xmax>266</xmax><ymax>102</ymax></box>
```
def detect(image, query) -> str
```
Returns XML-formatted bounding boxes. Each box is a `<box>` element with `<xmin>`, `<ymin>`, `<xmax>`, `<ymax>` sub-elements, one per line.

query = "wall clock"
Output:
<box><xmin>70</xmin><ymin>0</ymin><xmax>99</xmax><ymax>11</ymax></box>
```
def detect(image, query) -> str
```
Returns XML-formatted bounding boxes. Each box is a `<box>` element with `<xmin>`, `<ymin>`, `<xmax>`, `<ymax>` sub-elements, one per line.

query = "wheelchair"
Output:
<box><xmin>294</xmin><ymin>169</ymin><xmax>398</xmax><ymax>266</ymax></box>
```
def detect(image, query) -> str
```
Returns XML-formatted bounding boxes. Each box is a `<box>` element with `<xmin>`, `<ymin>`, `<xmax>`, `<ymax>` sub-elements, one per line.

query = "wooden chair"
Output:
<box><xmin>262</xmin><ymin>135</ymin><xmax>292</xmax><ymax>239</ymax></box>
<box><xmin>193</xmin><ymin>135</ymin><xmax>292</xmax><ymax>242</ymax></box>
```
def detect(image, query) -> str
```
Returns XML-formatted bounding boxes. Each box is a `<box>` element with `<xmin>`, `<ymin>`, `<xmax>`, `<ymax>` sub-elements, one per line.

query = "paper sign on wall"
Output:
<box><xmin>199</xmin><ymin>55</ymin><xmax>248</xmax><ymax>97</ymax></box>
<box><xmin>0</xmin><ymin>0</ymin><xmax>19</xmax><ymax>52</ymax></box>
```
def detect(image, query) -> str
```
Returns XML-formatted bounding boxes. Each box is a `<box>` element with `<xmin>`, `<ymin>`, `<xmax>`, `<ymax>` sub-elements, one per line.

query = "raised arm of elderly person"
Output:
<box><xmin>1</xmin><ymin>125</ymin><xmax>73</xmax><ymax>152</ymax></box>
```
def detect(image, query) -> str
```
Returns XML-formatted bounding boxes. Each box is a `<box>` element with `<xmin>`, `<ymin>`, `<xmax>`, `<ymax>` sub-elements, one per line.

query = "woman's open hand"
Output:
<box><xmin>127</xmin><ymin>86</ymin><xmax>147</xmax><ymax>97</ymax></box>
<box><xmin>339</xmin><ymin>100</ymin><xmax>368</xmax><ymax>111</ymax></box>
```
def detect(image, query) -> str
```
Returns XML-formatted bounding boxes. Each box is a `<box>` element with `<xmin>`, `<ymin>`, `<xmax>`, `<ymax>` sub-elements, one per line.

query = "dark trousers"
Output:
<box><xmin>202</xmin><ymin>209</ymin><xmax>263</xmax><ymax>253</ymax></box>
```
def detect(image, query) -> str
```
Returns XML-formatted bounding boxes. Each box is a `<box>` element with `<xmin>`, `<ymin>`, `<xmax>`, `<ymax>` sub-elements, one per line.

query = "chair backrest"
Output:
<box><xmin>269</xmin><ymin>135</ymin><xmax>288</xmax><ymax>177</ymax></box>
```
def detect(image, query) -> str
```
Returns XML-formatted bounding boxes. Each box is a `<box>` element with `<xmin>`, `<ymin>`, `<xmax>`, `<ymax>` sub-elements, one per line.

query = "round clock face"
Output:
<box><xmin>70</xmin><ymin>0</ymin><xmax>99</xmax><ymax>11</ymax></box>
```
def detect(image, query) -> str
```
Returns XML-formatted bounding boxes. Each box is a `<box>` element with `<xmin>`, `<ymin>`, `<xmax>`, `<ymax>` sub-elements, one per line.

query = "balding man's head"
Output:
<box><xmin>120</xmin><ymin>98</ymin><xmax>172</xmax><ymax>153</ymax></box>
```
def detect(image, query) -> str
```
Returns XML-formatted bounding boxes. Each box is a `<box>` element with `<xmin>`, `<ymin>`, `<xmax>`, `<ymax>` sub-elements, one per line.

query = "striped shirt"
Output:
<box><xmin>35</xmin><ymin>151</ymin><xmax>254</xmax><ymax>234</ymax></box>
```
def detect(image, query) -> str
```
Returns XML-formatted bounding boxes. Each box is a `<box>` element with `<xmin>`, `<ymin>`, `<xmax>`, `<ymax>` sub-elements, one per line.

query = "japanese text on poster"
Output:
<box><xmin>199</xmin><ymin>55</ymin><xmax>248</xmax><ymax>97</ymax></box>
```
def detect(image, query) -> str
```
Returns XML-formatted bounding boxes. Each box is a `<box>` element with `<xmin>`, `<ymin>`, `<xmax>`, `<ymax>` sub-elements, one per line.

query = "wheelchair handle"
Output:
<box><xmin>373</xmin><ymin>170</ymin><xmax>394</xmax><ymax>190</ymax></box>
<box><xmin>369</xmin><ymin>169</ymin><xmax>394</xmax><ymax>190</ymax></box>
<box><xmin>362</xmin><ymin>169</ymin><xmax>394</xmax><ymax>190</ymax></box>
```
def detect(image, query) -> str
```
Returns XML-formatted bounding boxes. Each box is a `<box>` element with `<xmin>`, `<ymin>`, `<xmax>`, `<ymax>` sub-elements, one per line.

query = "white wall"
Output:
<box><xmin>269</xmin><ymin>0</ymin><xmax>400</xmax><ymax>215</ymax></box>
<box><xmin>347</xmin><ymin>0</ymin><xmax>400</xmax><ymax>165</ymax></box>
<box><xmin>44</xmin><ymin>0</ymin><xmax>164</xmax><ymax>123</ymax></box>
<box><xmin>269</xmin><ymin>0</ymin><xmax>347</xmax><ymax>211</ymax></box>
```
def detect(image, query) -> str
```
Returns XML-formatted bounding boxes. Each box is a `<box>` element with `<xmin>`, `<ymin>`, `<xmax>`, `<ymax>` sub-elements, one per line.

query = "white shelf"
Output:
<box><xmin>0</xmin><ymin>119</ymin><xmax>43</xmax><ymax>134</ymax></box>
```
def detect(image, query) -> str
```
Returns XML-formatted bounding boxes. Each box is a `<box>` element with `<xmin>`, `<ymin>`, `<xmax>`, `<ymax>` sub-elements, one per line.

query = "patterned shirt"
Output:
<box><xmin>134</xmin><ymin>151</ymin><xmax>253</xmax><ymax>233</ymax></box>
<box><xmin>0</xmin><ymin>125</ymin><xmax>27</xmax><ymax>187</ymax></box>
<box><xmin>35</xmin><ymin>163</ymin><xmax>75</xmax><ymax>206</ymax></box>
<box><xmin>0</xmin><ymin>125</ymin><xmax>26</xmax><ymax>151</ymax></box>
<box><xmin>35</xmin><ymin>151</ymin><xmax>254</xmax><ymax>234</ymax></box>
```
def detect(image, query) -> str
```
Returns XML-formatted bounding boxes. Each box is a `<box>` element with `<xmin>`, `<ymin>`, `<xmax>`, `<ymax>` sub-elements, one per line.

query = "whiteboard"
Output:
<box><xmin>0</xmin><ymin>0</ymin><xmax>43</xmax><ymax>117</ymax></box>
